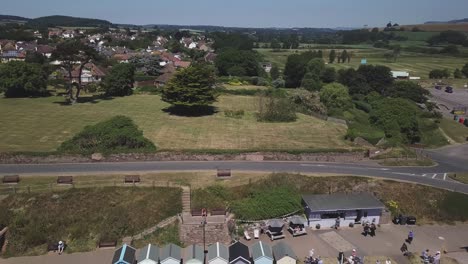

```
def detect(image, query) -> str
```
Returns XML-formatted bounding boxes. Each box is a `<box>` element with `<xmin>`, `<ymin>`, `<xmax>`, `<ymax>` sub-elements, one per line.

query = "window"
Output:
<box><xmin>364</xmin><ymin>211</ymin><xmax>368</xmax><ymax>217</ymax></box>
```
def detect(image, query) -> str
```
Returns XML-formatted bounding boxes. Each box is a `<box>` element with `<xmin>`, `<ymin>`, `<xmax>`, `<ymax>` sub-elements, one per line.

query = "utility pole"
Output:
<box><xmin>202</xmin><ymin>208</ymin><xmax>207</xmax><ymax>260</ymax></box>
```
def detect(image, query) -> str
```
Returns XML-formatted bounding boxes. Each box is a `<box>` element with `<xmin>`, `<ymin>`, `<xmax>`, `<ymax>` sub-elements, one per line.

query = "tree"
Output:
<box><xmin>429</xmin><ymin>69</ymin><xmax>450</xmax><ymax>79</ymax></box>
<box><xmin>283</xmin><ymin>50</ymin><xmax>322</xmax><ymax>88</ymax></box>
<box><xmin>319</xmin><ymin>83</ymin><xmax>352</xmax><ymax>113</ymax></box>
<box><xmin>386</xmin><ymin>81</ymin><xmax>430</xmax><ymax>103</ymax></box>
<box><xmin>462</xmin><ymin>63</ymin><xmax>468</xmax><ymax>78</ymax></box>
<box><xmin>161</xmin><ymin>64</ymin><xmax>216</xmax><ymax>110</ymax></box>
<box><xmin>454</xmin><ymin>68</ymin><xmax>463</xmax><ymax>79</ymax></box>
<box><xmin>270</xmin><ymin>39</ymin><xmax>282</xmax><ymax>50</ymax></box>
<box><xmin>340</xmin><ymin>50</ymin><xmax>348</xmax><ymax>64</ymax></box>
<box><xmin>386</xmin><ymin>22</ymin><xmax>392</xmax><ymax>28</ymax></box>
<box><xmin>52</xmin><ymin>40</ymin><xmax>98</xmax><ymax>102</ymax></box>
<box><xmin>356</xmin><ymin>65</ymin><xmax>394</xmax><ymax>95</ymax></box>
<box><xmin>0</xmin><ymin>61</ymin><xmax>48</xmax><ymax>98</ymax></box>
<box><xmin>392</xmin><ymin>45</ymin><xmax>401</xmax><ymax>62</ymax></box>
<box><xmin>320</xmin><ymin>67</ymin><xmax>337</xmax><ymax>83</ymax></box>
<box><xmin>337</xmin><ymin>68</ymin><xmax>372</xmax><ymax>95</ymax></box>
<box><xmin>102</xmin><ymin>64</ymin><xmax>135</xmax><ymax>96</ymax></box>
<box><xmin>329</xmin><ymin>50</ymin><xmax>336</xmax><ymax>64</ymax></box>
<box><xmin>215</xmin><ymin>49</ymin><xmax>262</xmax><ymax>76</ymax></box>
<box><xmin>270</xmin><ymin>64</ymin><xmax>280</xmax><ymax>80</ymax></box>
<box><xmin>25</xmin><ymin>51</ymin><xmax>46</xmax><ymax>64</ymax></box>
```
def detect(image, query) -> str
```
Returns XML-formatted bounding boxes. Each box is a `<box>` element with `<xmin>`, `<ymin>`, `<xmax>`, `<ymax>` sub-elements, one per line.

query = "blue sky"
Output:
<box><xmin>3</xmin><ymin>0</ymin><xmax>468</xmax><ymax>28</ymax></box>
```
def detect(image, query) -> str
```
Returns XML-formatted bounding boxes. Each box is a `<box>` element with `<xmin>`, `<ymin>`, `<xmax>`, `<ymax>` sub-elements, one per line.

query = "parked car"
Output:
<box><xmin>435</xmin><ymin>85</ymin><xmax>442</xmax><ymax>90</ymax></box>
<box><xmin>445</xmin><ymin>86</ymin><xmax>453</xmax><ymax>93</ymax></box>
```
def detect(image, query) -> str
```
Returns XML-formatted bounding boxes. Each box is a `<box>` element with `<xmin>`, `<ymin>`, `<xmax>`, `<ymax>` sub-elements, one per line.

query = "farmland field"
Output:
<box><xmin>257</xmin><ymin>47</ymin><xmax>468</xmax><ymax>78</ymax></box>
<box><xmin>0</xmin><ymin>94</ymin><xmax>350</xmax><ymax>153</ymax></box>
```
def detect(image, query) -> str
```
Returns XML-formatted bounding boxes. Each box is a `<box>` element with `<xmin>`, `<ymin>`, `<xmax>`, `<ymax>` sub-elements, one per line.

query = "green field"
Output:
<box><xmin>0</xmin><ymin>94</ymin><xmax>350</xmax><ymax>153</ymax></box>
<box><xmin>439</xmin><ymin>118</ymin><xmax>468</xmax><ymax>143</ymax></box>
<box><xmin>257</xmin><ymin>47</ymin><xmax>468</xmax><ymax>79</ymax></box>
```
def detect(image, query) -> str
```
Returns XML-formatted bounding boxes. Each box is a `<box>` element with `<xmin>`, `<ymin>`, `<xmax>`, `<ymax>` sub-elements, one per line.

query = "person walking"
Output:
<box><xmin>407</xmin><ymin>230</ymin><xmax>414</xmax><ymax>244</ymax></box>
<box><xmin>57</xmin><ymin>241</ymin><xmax>64</xmax><ymax>255</ymax></box>
<box><xmin>385</xmin><ymin>258</ymin><xmax>392</xmax><ymax>264</ymax></box>
<box><xmin>433</xmin><ymin>251</ymin><xmax>441</xmax><ymax>264</ymax></box>
<box><xmin>370</xmin><ymin>223</ymin><xmax>376</xmax><ymax>237</ymax></box>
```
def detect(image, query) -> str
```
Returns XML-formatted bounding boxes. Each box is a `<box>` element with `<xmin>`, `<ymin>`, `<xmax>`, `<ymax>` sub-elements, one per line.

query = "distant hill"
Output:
<box><xmin>425</xmin><ymin>18</ymin><xmax>468</xmax><ymax>24</ymax></box>
<box><xmin>27</xmin><ymin>15</ymin><xmax>112</xmax><ymax>27</ymax></box>
<box><xmin>0</xmin><ymin>14</ymin><xmax>30</xmax><ymax>24</ymax></box>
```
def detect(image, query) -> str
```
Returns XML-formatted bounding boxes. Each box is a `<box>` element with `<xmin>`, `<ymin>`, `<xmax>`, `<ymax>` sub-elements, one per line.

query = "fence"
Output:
<box><xmin>0</xmin><ymin>178</ymin><xmax>188</xmax><ymax>196</ymax></box>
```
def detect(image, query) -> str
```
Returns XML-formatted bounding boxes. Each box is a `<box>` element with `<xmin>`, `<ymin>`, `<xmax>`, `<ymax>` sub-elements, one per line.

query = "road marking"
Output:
<box><xmin>444</xmin><ymin>173</ymin><xmax>447</xmax><ymax>180</ymax></box>
<box><xmin>432</xmin><ymin>174</ymin><xmax>437</xmax><ymax>179</ymax></box>
<box><xmin>422</xmin><ymin>174</ymin><xmax>426</xmax><ymax>177</ymax></box>
<box><xmin>392</xmin><ymin>172</ymin><xmax>415</xmax><ymax>176</ymax></box>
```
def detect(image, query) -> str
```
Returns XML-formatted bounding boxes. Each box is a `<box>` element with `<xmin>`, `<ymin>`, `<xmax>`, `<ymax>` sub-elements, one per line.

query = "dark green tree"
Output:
<box><xmin>356</xmin><ymin>65</ymin><xmax>394</xmax><ymax>95</ymax></box>
<box><xmin>25</xmin><ymin>51</ymin><xmax>46</xmax><ymax>64</ymax></box>
<box><xmin>283</xmin><ymin>50</ymin><xmax>322</xmax><ymax>88</ymax></box>
<box><xmin>321</xmin><ymin>67</ymin><xmax>337</xmax><ymax>83</ymax></box>
<box><xmin>462</xmin><ymin>63</ymin><xmax>468</xmax><ymax>78</ymax></box>
<box><xmin>270</xmin><ymin>64</ymin><xmax>280</xmax><ymax>80</ymax></box>
<box><xmin>429</xmin><ymin>69</ymin><xmax>450</xmax><ymax>79</ymax></box>
<box><xmin>340</xmin><ymin>50</ymin><xmax>348</xmax><ymax>64</ymax></box>
<box><xmin>215</xmin><ymin>49</ymin><xmax>262</xmax><ymax>76</ymax></box>
<box><xmin>328</xmin><ymin>50</ymin><xmax>336</xmax><ymax>64</ymax></box>
<box><xmin>0</xmin><ymin>61</ymin><xmax>48</xmax><ymax>97</ymax></box>
<box><xmin>453</xmin><ymin>68</ymin><xmax>463</xmax><ymax>79</ymax></box>
<box><xmin>102</xmin><ymin>64</ymin><xmax>135</xmax><ymax>96</ymax></box>
<box><xmin>386</xmin><ymin>81</ymin><xmax>429</xmax><ymax>103</ymax></box>
<box><xmin>319</xmin><ymin>82</ymin><xmax>353</xmax><ymax>113</ymax></box>
<box><xmin>161</xmin><ymin>64</ymin><xmax>216</xmax><ymax>110</ymax></box>
<box><xmin>52</xmin><ymin>40</ymin><xmax>99</xmax><ymax>102</ymax></box>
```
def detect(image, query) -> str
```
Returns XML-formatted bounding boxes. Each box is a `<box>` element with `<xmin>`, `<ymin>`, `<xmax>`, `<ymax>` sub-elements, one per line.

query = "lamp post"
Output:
<box><xmin>202</xmin><ymin>208</ymin><xmax>208</xmax><ymax>260</ymax></box>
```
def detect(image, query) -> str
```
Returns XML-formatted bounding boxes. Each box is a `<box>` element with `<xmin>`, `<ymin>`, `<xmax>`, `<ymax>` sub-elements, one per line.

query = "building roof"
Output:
<box><xmin>289</xmin><ymin>216</ymin><xmax>306</xmax><ymax>225</ymax></box>
<box><xmin>71</xmin><ymin>63</ymin><xmax>106</xmax><ymax>78</ymax></box>
<box><xmin>160</xmin><ymin>243</ymin><xmax>181</xmax><ymax>262</ymax></box>
<box><xmin>251</xmin><ymin>241</ymin><xmax>273</xmax><ymax>261</ymax></box>
<box><xmin>302</xmin><ymin>193</ymin><xmax>385</xmax><ymax>212</ymax></box>
<box><xmin>268</xmin><ymin>219</ymin><xmax>284</xmax><ymax>228</ymax></box>
<box><xmin>1</xmin><ymin>50</ymin><xmax>24</xmax><ymax>58</ymax></box>
<box><xmin>184</xmin><ymin>244</ymin><xmax>204</xmax><ymax>262</ymax></box>
<box><xmin>36</xmin><ymin>45</ymin><xmax>55</xmax><ymax>54</ymax></box>
<box><xmin>229</xmin><ymin>241</ymin><xmax>250</xmax><ymax>262</ymax></box>
<box><xmin>112</xmin><ymin>244</ymin><xmax>136</xmax><ymax>264</ymax></box>
<box><xmin>272</xmin><ymin>242</ymin><xmax>296</xmax><ymax>261</ymax></box>
<box><xmin>156</xmin><ymin>72</ymin><xmax>175</xmax><ymax>84</ymax></box>
<box><xmin>138</xmin><ymin>244</ymin><xmax>159</xmax><ymax>263</ymax></box>
<box><xmin>391</xmin><ymin>71</ymin><xmax>410</xmax><ymax>78</ymax></box>
<box><xmin>208</xmin><ymin>242</ymin><xmax>229</xmax><ymax>262</ymax></box>
<box><xmin>174</xmin><ymin>60</ymin><xmax>191</xmax><ymax>68</ymax></box>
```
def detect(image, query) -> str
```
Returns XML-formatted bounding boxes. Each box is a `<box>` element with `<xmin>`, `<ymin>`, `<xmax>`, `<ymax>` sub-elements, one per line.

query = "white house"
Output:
<box><xmin>160</xmin><ymin>243</ymin><xmax>181</xmax><ymax>264</ymax></box>
<box><xmin>137</xmin><ymin>244</ymin><xmax>159</xmax><ymax>264</ymax></box>
<box><xmin>302</xmin><ymin>193</ymin><xmax>385</xmax><ymax>228</ymax></box>
<box><xmin>272</xmin><ymin>242</ymin><xmax>297</xmax><ymax>264</ymax></box>
<box><xmin>251</xmin><ymin>241</ymin><xmax>273</xmax><ymax>264</ymax></box>
<box><xmin>184</xmin><ymin>245</ymin><xmax>204</xmax><ymax>264</ymax></box>
<box><xmin>208</xmin><ymin>243</ymin><xmax>229</xmax><ymax>264</ymax></box>
<box><xmin>188</xmin><ymin>42</ymin><xmax>198</xmax><ymax>49</ymax></box>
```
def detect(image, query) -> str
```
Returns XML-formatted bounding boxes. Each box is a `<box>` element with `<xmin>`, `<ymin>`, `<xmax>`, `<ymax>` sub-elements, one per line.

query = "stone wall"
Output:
<box><xmin>179</xmin><ymin>223</ymin><xmax>231</xmax><ymax>245</ymax></box>
<box><xmin>0</xmin><ymin>151</ymin><xmax>368</xmax><ymax>164</ymax></box>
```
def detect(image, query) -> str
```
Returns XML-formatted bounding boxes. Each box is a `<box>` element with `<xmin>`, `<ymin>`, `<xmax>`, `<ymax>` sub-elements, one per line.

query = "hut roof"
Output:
<box><xmin>160</xmin><ymin>243</ymin><xmax>181</xmax><ymax>262</ymax></box>
<box><xmin>208</xmin><ymin>242</ymin><xmax>228</xmax><ymax>262</ymax></box>
<box><xmin>138</xmin><ymin>244</ymin><xmax>159</xmax><ymax>263</ymax></box>
<box><xmin>251</xmin><ymin>241</ymin><xmax>273</xmax><ymax>261</ymax></box>
<box><xmin>112</xmin><ymin>244</ymin><xmax>136</xmax><ymax>264</ymax></box>
<box><xmin>272</xmin><ymin>242</ymin><xmax>296</xmax><ymax>261</ymax></box>
<box><xmin>184</xmin><ymin>244</ymin><xmax>204</xmax><ymax>263</ymax></box>
<box><xmin>229</xmin><ymin>241</ymin><xmax>250</xmax><ymax>262</ymax></box>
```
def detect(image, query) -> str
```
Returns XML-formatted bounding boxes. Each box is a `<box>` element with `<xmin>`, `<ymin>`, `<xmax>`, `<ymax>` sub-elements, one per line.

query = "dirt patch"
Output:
<box><xmin>0</xmin><ymin>151</ymin><xmax>368</xmax><ymax>164</ymax></box>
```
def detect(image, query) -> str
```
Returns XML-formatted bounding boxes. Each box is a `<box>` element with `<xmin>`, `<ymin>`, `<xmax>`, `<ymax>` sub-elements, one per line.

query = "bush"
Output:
<box><xmin>288</xmin><ymin>89</ymin><xmax>327</xmax><ymax>116</ymax></box>
<box><xmin>257</xmin><ymin>91</ymin><xmax>297</xmax><ymax>122</ymax></box>
<box><xmin>85</xmin><ymin>83</ymin><xmax>100</xmax><ymax>93</ymax></box>
<box><xmin>224</xmin><ymin>110</ymin><xmax>245</xmax><ymax>119</ymax></box>
<box><xmin>58</xmin><ymin>116</ymin><xmax>156</xmax><ymax>154</ymax></box>
<box><xmin>250</xmin><ymin>77</ymin><xmax>269</xmax><ymax>86</ymax></box>
<box><xmin>429</xmin><ymin>69</ymin><xmax>450</xmax><ymax>79</ymax></box>
<box><xmin>272</xmin><ymin>78</ymin><xmax>285</xmax><ymax>88</ymax></box>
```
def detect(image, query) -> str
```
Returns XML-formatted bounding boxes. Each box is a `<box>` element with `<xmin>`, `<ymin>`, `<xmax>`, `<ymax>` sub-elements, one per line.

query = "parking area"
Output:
<box><xmin>429</xmin><ymin>87</ymin><xmax>468</xmax><ymax>118</ymax></box>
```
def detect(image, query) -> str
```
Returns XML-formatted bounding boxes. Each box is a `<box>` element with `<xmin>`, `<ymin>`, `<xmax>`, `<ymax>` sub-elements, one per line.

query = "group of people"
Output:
<box><xmin>400</xmin><ymin>231</ymin><xmax>441</xmax><ymax>264</ymax></box>
<box><xmin>362</xmin><ymin>222</ymin><xmax>377</xmax><ymax>237</ymax></box>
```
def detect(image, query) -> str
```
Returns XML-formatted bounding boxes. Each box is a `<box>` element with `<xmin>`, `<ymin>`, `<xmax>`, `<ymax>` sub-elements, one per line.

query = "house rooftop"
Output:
<box><xmin>272</xmin><ymin>241</ymin><xmax>296</xmax><ymax>260</ymax></box>
<box><xmin>207</xmin><ymin>242</ymin><xmax>228</xmax><ymax>262</ymax></box>
<box><xmin>251</xmin><ymin>241</ymin><xmax>273</xmax><ymax>261</ymax></box>
<box><xmin>302</xmin><ymin>193</ymin><xmax>385</xmax><ymax>212</ymax></box>
<box><xmin>229</xmin><ymin>241</ymin><xmax>249</xmax><ymax>262</ymax></box>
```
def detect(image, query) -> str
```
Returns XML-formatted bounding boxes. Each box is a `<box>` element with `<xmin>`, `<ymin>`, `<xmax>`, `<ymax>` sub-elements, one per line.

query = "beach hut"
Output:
<box><xmin>272</xmin><ymin>242</ymin><xmax>297</xmax><ymax>264</ymax></box>
<box><xmin>288</xmin><ymin>216</ymin><xmax>307</xmax><ymax>237</ymax></box>
<box><xmin>138</xmin><ymin>244</ymin><xmax>159</xmax><ymax>264</ymax></box>
<box><xmin>251</xmin><ymin>241</ymin><xmax>273</xmax><ymax>264</ymax></box>
<box><xmin>112</xmin><ymin>244</ymin><xmax>137</xmax><ymax>264</ymax></box>
<box><xmin>160</xmin><ymin>243</ymin><xmax>182</xmax><ymax>264</ymax></box>
<box><xmin>266</xmin><ymin>219</ymin><xmax>285</xmax><ymax>241</ymax></box>
<box><xmin>208</xmin><ymin>242</ymin><xmax>229</xmax><ymax>264</ymax></box>
<box><xmin>229</xmin><ymin>241</ymin><xmax>251</xmax><ymax>264</ymax></box>
<box><xmin>185</xmin><ymin>244</ymin><xmax>204</xmax><ymax>264</ymax></box>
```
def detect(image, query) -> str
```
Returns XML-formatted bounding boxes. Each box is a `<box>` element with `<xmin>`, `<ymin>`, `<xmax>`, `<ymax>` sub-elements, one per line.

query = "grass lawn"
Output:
<box><xmin>257</xmin><ymin>47</ymin><xmax>467</xmax><ymax>79</ymax></box>
<box><xmin>448</xmin><ymin>173</ymin><xmax>468</xmax><ymax>184</ymax></box>
<box><xmin>132</xmin><ymin>222</ymin><xmax>183</xmax><ymax>249</ymax></box>
<box><xmin>439</xmin><ymin>118</ymin><xmax>468</xmax><ymax>143</ymax></box>
<box><xmin>0</xmin><ymin>94</ymin><xmax>350</xmax><ymax>153</ymax></box>
<box><xmin>0</xmin><ymin>186</ymin><xmax>182</xmax><ymax>257</ymax></box>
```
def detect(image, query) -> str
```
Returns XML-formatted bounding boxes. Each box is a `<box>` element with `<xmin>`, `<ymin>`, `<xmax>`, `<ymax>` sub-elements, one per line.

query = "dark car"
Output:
<box><xmin>445</xmin><ymin>86</ymin><xmax>453</xmax><ymax>93</ymax></box>
<box><xmin>435</xmin><ymin>85</ymin><xmax>442</xmax><ymax>90</ymax></box>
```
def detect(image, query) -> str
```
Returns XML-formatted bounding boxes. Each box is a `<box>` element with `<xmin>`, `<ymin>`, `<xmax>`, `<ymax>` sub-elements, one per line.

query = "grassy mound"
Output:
<box><xmin>0</xmin><ymin>187</ymin><xmax>181</xmax><ymax>257</ymax></box>
<box><xmin>58</xmin><ymin>116</ymin><xmax>156</xmax><ymax>154</ymax></box>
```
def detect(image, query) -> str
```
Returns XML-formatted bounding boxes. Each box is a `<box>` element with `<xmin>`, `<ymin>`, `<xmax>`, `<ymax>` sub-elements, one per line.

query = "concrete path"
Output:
<box><xmin>0</xmin><ymin>249</ymin><xmax>114</xmax><ymax>264</ymax></box>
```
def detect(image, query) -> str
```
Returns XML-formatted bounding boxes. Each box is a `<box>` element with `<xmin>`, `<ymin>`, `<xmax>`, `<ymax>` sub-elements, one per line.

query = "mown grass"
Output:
<box><xmin>0</xmin><ymin>187</ymin><xmax>182</xmax><ymax>257</ymax></box>
<box><xmin>439</xmin><ymin>118</ymin><xmax>468</xmax><ymax>143</ymax></box>
<box><xmin>448</xmin><ymin>173</ymin><xmax>468</xmax><ymax>184</ymax></box>
<box><xmin>0</xmin><ymin>94</ymin><xmax>351</xmax><ymax>153</ymax></box>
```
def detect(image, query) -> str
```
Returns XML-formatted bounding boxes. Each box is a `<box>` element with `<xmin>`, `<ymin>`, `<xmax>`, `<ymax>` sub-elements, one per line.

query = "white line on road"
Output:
<box><xmin>432</xmin><ymin>174</ymin><xmax>437</xmax><ymax>179</ymax></box>
<box><xmin>444</xmin><ymin>173</ymin><xmax>447</xmax><ymax>180</ymax></box>
<box><xmin>392</xmin><ymin>172</ymin><xmax>415</xmax><ymax>176</ymax></box>
<box><xmin>422</xmin><ymin>174</ymin><xmax>426</xmax><ymax>177</ymax></box>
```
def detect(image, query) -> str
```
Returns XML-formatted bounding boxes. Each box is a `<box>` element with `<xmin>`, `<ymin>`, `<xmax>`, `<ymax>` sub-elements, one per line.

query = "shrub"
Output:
<box><xmin>257</xmin><ymin>91</ymin><xmax>297</xmax><ymax>122</ymax></box>
<box><xmin>429</xmin><ymin>69</ymin><xmax>450</xmax><ymax>79</ymax></box>
<box><xmin>58</xmin><ymin>116</ymin><xmax>156</xmax><ymax>154</ymax></box>
<box><xmin>224</xmin><ymin>110</ymin><xmax>245</xmax><ymax>119</ymax></box>
<box><xmin>251</xmin><ymin>76</ymin><xmax>269</xmax><ymax>86</ymax></box>
<box><xmin>288</xmin><ymin>89</ymin><xmax>327</xmax><ymax>116</ymax></box>
<box><xmin>272</xmin><ymin>78</ymin><xmax>285</xmax><ymax>88</ymax></box>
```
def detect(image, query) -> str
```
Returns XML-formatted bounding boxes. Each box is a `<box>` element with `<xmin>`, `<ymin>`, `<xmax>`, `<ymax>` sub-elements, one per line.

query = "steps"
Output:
<box><xmin>181</xmin><ymin>186</ymin><xmax>191</xmax><ymax>213</ymax></box>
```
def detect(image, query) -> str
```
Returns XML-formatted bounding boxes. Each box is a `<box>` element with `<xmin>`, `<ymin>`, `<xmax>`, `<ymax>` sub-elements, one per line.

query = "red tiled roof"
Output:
<box><xmin>71</xmin><ymin>63</ymin><xmax>106</xmax><ymax>78</ymax></box>
<box><xmin>174</xmin><ymin>61</ymin><xmax>191</xmax><ymax>68</ymax></box>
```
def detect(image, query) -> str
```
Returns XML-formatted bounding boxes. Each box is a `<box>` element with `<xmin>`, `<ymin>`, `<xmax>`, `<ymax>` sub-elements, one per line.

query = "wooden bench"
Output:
<box><xmin>2</xmin><ymin>175</ymin><xmax>19</xmax><ymax>184</ymax></box>
<box><xmin>124</xmin><ymin>175</ymin><xmax>140</xmax><ymax>183</ymax></box>
<box><xmin>57</xmin><ymin>176</ymin><xmax>73</xmax><ymax>184</ymax></box>
<box><xmin>191</xmin><ymin>209</ymin><xmax>203</xmax><ymax>216</ymax></box>
<box><xmin>211</xmin><ymin>209</ymin><xmax>226</xmax><ymax>216</ymax></box>
<box><xmin>47</xmin><ymin>241</ymin><xmax>66</xmax><ymax>252</ymax></box>
<box><xmin>98</xmin><ymin>240</ymin><xmax>117</xmax><ymax>248</ymax></box>
<box><xmin>216</xmin><ymin>169</ymin><xmax>231</xmax><ymax>178</ymax></box>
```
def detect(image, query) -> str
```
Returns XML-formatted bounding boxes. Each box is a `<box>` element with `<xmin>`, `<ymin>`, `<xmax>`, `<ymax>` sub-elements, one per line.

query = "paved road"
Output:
<box><xmin>1</xmin><ymin>159</ymin><xmax>467</xmax><ymax>193</ymax></box>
